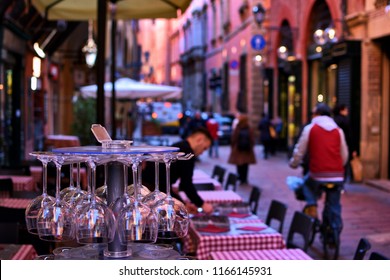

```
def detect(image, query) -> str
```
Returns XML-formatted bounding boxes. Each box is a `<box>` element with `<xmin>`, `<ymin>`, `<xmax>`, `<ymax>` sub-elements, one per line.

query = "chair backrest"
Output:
<box><xmin>211</xmin><ymin>165</ymin><xmax>226</xmax><ymax>184</ymax></box>
<box><xmin>265</xmin><ymin>199</ymin><xmax>288</xmax><ymax>233</ymax></box>
<box><xmin>0</xmin><ymin>222</ymin><xmax>19</xmax><ymax>243</ymax></box>
<box><xmin>0</xmin><ymin>178</ymin><xmax>14</xmax><ymax>198</ymax></box>
<box><xmin>353</xmin><ymin>238</ymin><xmax>371</xmax><ymax>260</ymax></box>
<box><xmin>248</xmin><ymin>186</ymin><xmax>262</xmax><ymax>214</ymax></box>
<box><xmin>224</xmin><ymin>173</ymin><xmax>238</xmax><ymax>192</ymax></box>
<box><xmin>369</xmin><ymin>251</ymin><xmax>389</xmax><ymax>260</ymax></box>
<box><xmin>194</xmin><ymin>183</ymin><xmax>215</xmax><ymax>191</ymax></box>
<box><xmin>287</xmin><ymin>211</ymin><xmax>315</xmax><ymax>252</ymax></box>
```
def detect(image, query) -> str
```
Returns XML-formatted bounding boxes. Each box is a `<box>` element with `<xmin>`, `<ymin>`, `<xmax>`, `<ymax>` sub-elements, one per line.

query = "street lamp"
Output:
<box><xmin>252</xmin><ymin>3</ymin><xmax>266</xmax><ymax>26</ymax></box>
<box><xmin>82</xmin><ymin>20</ymin><xmax>97</xmax><ymax>68</ymax></box>
<box><xmin>313</xmin><ymin>22</ymin><xmax>338</xmax><ymax>45</ymax></box>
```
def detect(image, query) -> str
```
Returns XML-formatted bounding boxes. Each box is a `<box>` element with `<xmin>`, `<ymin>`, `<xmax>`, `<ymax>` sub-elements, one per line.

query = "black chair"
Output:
<box><xmin>248</xmin><ymin>186</ymin><xmax>262</xmax><ymax>214</ymax></box>
<box><xmin>194</xmin><ymin>183</ymin><xmax>215</xmax><ymax>191</ymax></box>
<box><xmin>353</xmin><ymin>238</ymin><xmax>371</xmax><ymax>260</ymax></box>
<box><xmin>0</xmin><ymin>222</ymin><xmax>20</xmax><ymax>243</ymax></box>
<box><xmin>369</xmin><ymin>251</ymin><xmax>390</xmax><ymax>260</ymax></box>
<box><xmin>286</xmin><ymin>211</ymin><xmax>315</xmax><ymax>252</ymax></box>
<box><xmin>224</xmin><ymin>173</ymin><xmax>238</xmax><ymax>192</ymax></box>
<box><xmin>211</xmin><ymin>165</ymin><xmax>226</xmax><ymax>184</ymax></box>
<box><xmin>0</xmin><ymin>178</ymin><xmax>14</xmax><ymax>198</ymax></box>
<box><xmin>265</xmin><ymin>200</ymin><xmax>288</xmax><ymax>233</ymax></box>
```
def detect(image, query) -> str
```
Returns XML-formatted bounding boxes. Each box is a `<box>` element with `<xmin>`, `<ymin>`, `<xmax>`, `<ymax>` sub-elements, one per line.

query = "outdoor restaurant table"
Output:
<box><xmin>0</xmin><ymin>244</ymin><xmax>38</xmax><ymax>260</ymax></box>
<box><xmin>184</xmin><ymin>217</ymin><xmax>285</xmax><ymax>260</ymax></box>
<box><xmin>0</xmin><ymin>175</ymin><xmax>35</xmax><ymax>193</ymax></box>
<box><xmin>44</xmin><ymin>134</ymin><xmax>81</xmax><ymax>149</ymax></box>
<box><xmin>30</xmin><ymin>166</ymin><xmax>88</xmax><ymax>189</ymax></box>
<box><xmin>179</xmin><ymin>190</ymin><xmax>242</xmax><ymax>205</ymax></box>
<box><xmin>173</xmin><ymin>169</ymin><xmax>222</xmax><ymax>191</ymax></box>
<box><xmin>0</xmin><ymin>198</ymin><xmax>31</xmax><ymax>209</ymax></box>
<box><xmin>210</xmin><ymin>248</ymin><xmax>313</xmax><ymax>260</ymax></box>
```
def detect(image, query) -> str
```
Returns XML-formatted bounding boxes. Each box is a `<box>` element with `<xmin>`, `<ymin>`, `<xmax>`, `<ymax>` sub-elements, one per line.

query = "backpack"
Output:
<box><xmin>237</xmin><ymin>127</ymin><xmax>251</xmax><ymax>151</ymax></box>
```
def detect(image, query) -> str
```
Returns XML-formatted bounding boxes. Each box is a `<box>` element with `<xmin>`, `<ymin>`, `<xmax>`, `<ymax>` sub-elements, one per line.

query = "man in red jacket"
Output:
<box><xmin>289</xmin><ymin>103</ymin><xmax>348</xmax><ymax>236</ymax></box>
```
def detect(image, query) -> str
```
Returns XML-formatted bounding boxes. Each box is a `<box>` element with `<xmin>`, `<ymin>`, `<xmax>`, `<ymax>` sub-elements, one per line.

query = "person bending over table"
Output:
<box><xmin>142</xmin><ymin>127</ymin><xmax>214</xmax><ymax>214</ymax></box>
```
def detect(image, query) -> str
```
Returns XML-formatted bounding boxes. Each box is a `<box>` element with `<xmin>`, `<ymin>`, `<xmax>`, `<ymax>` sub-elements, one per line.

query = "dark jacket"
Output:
<box><xmin>228</xmin><ymin>123</ymin><xmax>256</xmax><ymax>165</ymax></box>
<box><xmin>142</xmin><ymin>140</ymin><xmax>204</xmax><ymax>207</ymax></box>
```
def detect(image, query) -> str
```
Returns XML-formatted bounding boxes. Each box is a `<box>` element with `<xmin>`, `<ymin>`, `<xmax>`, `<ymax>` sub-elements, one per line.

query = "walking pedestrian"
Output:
<box><xmin>206</xmin><ymin>113</ymin><xmax>219</xmax><ymax>158</ymax></box>
<box><xmin>228</xmin><ymin>115</ymin><xmax>256</xmax><ymax>185</ymax></box>
<box><xmin>258</xmin><ymin>113</ymin><xmax>273</xmax><ymax>159</ymax></box>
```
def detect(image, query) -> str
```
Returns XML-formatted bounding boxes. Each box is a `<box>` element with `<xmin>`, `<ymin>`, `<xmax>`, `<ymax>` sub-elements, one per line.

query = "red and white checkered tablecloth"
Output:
<box><xmin>179</xmin><ymin>190</ymin><xmax>243</xmax><ymax>205</ymax></box>
<box><xmin>0</xmin><ymin>198</ymin><xmax>32</xmax><ymax>209</ymax></box>
<box><xmin>173</xmin><ymin>169</ymin><xmax>222</xmax><ymax>191</ymax></box>
<box><xmin>184</xmin><ymin>218</ymin><xmax>285</xmax><ymax>260</ymax></box>
<box><xmin>0</xmin><ymin>244</ymin><xmax>37</xmax><ymax>260</ymax></box>
<box><xmin>0</xmin><ymin>175</ymin><xmax>35</xmax><ymax>192</ymax></box>
<box><xmin>210</xmin><ymin>249</ymin><xmax>313</xmax><ymax>260</ymax></box>
<box><xmin>11</xmin><ymin>245</ymin><xmax>38</xmax><ymax>260</ymax></box>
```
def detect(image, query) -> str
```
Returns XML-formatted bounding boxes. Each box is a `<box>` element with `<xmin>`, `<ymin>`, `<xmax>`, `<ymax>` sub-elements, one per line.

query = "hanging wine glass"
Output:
<box><xmin>36</xmin><ymin>154</ymin><xmax>75</xmax><ymax>242</ymax></box>
<box><xmin>142</xmin><ymin>155</ymin><xmax>166</xmax><ymax>208</ymax></box>
<box><xmin>117</xmin><ymin>155</ymin><xmax>158</xmax><ymax>245</ymax></box>
<box><xmin>63</xmin><ymin>162</ymin><xmax>88</xmax><ymax>208</ymax></box>
<box><xmin>95</xmin><ymin>163</ymin><xmax>108</xmax><ymax>204</ymax></box>
<box><xmin>59</xmin><ymin>162</ymin><xmax>76</xmax><ymax>200</ymax></box>
<box><xmin>153</xmin><ymin>153</ymin><xmax>189</xmax><ymax>240</ymax></box>
<box><xmin>25</xmin><ymin>152</ymin><xmax>56</xmax><ymax>235</ymax></box>
<box><xmin>75</xmin><ymin>156</ymin><xmax>116</xmax><ymax>244</ymax></box>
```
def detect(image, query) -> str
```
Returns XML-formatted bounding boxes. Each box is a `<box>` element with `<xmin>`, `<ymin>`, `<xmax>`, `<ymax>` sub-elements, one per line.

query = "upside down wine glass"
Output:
<box><xmin>25</xmin><ymin>152</ymin><xmax>56</xmax><ymax>235</ymax></box>
<box><xmin>117</xmin><ymin>155</ymin><xmax>158</xmax><ymax>245</ymax></box>
<box><xmin>75</xmin><ymin>156</ymin><xmax>116</xmax><ymax>244</ymax></box>
<box><xmin>153</xmin><ymin>153</ymin><xmax>189</xmax><ymax>240</ymax></box>
<box><xmin>36</xmin><ymin>155</ymin><xmax>75</xmax><ymax>242</ymax></box>
<box><xmin>142</xmin><ymin>156</ymin><xmax>167</xmax><ymax>208</ymax></box>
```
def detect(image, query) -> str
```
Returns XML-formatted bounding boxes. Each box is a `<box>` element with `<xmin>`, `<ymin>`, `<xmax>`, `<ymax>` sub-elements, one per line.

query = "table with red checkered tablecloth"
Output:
<box><xmin>0</xmin><ymin>198</ymin><xmax>32</xmax><ymax>209</ymax></box>
<box><xmin>179</xmin><ymin>190</ymin><xmax>243</xmax><ymax>205</ymax></box>
<box><xmin>184</xmin><ymin>217</ymin><xmax>286</xmax><ymax>260</ymax></box>
<box><xmin>0</xmin><ymin>244</ymin><xmax>38</xmax><ymax>260</ymax></box>
<box><xmin>173</xmin><ymin>169</ymin><xmax>222</xmax><ymax>191</ymax></box>
<box><xmin>210</xmin><ymin>248</ymin><xmax>312</xmax><ymax>260</ymax></box>
<box><xmin>0</xmin><ymin>175</ymin><xmax>35</xmax><ymax>192</ymax></box>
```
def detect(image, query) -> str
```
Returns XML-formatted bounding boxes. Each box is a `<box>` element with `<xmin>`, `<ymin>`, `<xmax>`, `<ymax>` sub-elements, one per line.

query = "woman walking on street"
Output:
<box><xmin>228</xmin><ymin>115</ymin><xmax>256</xmax><ymax>185</ymax></box>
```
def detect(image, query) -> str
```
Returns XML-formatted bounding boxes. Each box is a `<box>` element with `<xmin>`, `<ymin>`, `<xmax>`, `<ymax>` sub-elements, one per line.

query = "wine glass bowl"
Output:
<box><xmin>26</xmin><ymin>152</ymin><xmax>56</xmax><ymax>235</ymax></box>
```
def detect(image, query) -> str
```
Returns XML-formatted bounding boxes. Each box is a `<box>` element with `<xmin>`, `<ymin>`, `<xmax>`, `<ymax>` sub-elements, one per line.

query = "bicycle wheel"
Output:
<box><xmin>322</xmin><ymin>225</ymin><xmax>339</xmax><ymax>260</ymax></box>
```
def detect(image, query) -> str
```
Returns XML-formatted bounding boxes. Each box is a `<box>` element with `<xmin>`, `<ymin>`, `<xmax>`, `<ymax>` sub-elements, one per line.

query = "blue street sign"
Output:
<box><xmin>250</xmin><ymin>35</ymin><xmax>266</xmax><ymax>51</ymax></box>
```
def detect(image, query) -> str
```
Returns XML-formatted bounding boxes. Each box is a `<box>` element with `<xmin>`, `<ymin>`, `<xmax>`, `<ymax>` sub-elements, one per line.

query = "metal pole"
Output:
<box><xmin>111</xmin><ymin>14</ymin><xmax>117</xmax><ymax>139</ymax></box>
<box><xmin>96</xmin><ymin>0</ymin><xmax>107</xmax><ymax>126</ymax></box>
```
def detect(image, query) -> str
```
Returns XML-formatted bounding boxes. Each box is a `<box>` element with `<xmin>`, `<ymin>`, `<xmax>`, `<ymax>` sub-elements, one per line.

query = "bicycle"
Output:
<box><xmin>302</xmin><ymin>182</ymin><xmax>343</xmax><ymax>260</ymax></box>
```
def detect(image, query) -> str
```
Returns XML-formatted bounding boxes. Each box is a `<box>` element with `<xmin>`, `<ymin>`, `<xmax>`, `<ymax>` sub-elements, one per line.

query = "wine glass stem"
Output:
<box><xmin>165</xmin><ymin>160</ymin><xmax>171</xmax><ymax>197</ymax></box>
<box><xmin>132</xmin><ymin>161</ymin><xmax>139</xmax><ymax>201</ymax></box>
<box><xmin>76</xmin><ymin>163</ymin><xmax>81</xmax><ymax>190</ymax></box>
<box><xmin>55</xmin><ymin>164</ymin><xmax>62</xmax><ymax>200</ymax></box>
<box><xmin>154</xmin><ymin>161</ymin><xmax>159</xmax><ymax>192</ymax></box>
<box><xmin>42</xmin><ymin>162</ymin><xmax>48</xmax><ymax>195</ymax></box>
<box><xmin>123</xmin><ymin>165</ymin><xmax>128</xmax><ymax>194</ymax></box>
<box><xmin>104</xmin><ymin>164</ymin><xmax>108</xmax><ymax>186</ymax></box>
<box><xmin>69</xmin><ymin>163</ymin><xmax>74</xmax><ymax>188</ymax></box>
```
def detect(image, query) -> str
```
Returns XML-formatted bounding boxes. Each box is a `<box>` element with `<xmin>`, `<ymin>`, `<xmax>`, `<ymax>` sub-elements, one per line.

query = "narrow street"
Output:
<box><xmin>194</xmin><ymin>144</ymin><xmax>390</xmax><ymax>260</ymax></box>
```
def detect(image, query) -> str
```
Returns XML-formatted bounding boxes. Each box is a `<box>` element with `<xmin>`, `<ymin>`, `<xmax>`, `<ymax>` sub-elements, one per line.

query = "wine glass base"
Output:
<box><xmin>103</xmin><ymin>247</ymin><xmax>132</xmax><ymax>258</ymax></box>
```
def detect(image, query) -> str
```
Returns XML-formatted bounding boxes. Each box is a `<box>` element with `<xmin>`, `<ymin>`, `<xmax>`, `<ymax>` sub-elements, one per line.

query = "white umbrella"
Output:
<box><xmin>80</xmin><ymin>77</ymin><xmax>182</xmax><ymax>100</ymax></box>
